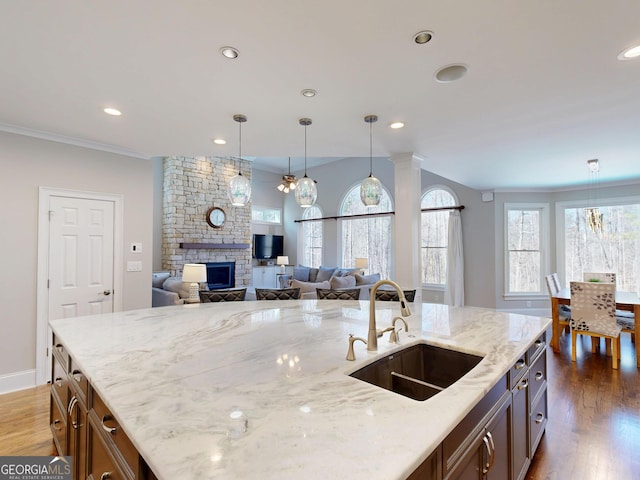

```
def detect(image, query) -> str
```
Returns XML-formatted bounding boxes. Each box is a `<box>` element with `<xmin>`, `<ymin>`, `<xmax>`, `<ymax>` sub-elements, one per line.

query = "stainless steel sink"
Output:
<box><xmin>349</xmin><ymin>343</ymin><xmax>483</xmax><ymax>401</ymax></box>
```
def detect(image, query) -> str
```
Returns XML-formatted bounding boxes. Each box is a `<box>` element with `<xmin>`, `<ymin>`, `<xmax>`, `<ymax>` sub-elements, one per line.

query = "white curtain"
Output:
<box><xmin>444</xmin><ymin>210</ymin><xmax>464</xmax><ymax>306</ymax></box>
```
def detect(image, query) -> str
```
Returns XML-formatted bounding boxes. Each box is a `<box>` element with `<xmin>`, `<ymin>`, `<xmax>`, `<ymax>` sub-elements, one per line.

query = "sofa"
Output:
<box><xmin>278</xmin><ymin>266</ymin><xmax>381</xmax><ymax>300</ymax></box>
<box><xmin>152</xmin><ymin>272</ymin><xmax>189</xmax><ymax>307</ymax></box>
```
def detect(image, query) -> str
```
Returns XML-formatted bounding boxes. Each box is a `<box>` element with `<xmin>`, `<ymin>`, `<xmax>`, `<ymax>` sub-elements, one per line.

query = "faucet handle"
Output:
<box><xmin>346</xmin><ymin>334</ymin><xmax>367</xmax><ymax>361</ymax></box>
<box><xmin>388</xmin><ymin>317</ymin><xmax>409</xmax><ymax>344</ymax></box>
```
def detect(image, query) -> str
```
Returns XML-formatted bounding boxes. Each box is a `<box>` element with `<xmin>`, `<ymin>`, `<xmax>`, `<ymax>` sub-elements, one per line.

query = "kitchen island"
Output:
<box><xmin>49</xmin><ymin>300</ymin><xmax>550</xmax><ymax>479</ymax></box>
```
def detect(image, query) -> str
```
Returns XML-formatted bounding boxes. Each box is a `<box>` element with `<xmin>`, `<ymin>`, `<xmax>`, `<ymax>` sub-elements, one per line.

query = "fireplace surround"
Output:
<box><xmin>204</xmin><ymin>262</ymin><xmax>235</xmax><ymax>290</ymax></box>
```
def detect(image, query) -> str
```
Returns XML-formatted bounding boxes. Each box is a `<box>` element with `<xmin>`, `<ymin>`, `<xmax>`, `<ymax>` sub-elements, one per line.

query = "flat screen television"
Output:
<box><xmin>253</xmin><ymin>234</ymin><xmax>284</xmax><ymax>260</ymax></box>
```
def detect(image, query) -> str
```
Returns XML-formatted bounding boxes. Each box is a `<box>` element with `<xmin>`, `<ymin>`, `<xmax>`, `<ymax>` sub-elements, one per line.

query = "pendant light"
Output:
<box><xmin>584</xmin><ymin>158</ymin><xmax>603</xmax><ymax>232</ymax></box>
<box><xmin>360</xmin><ymin>114</ymin><xmax>382</xmax><ymax>206</ymax></box>
<box><xmin>277</xmin><ymin>157</ymin><xmax>297</xmax><ymax>193</ymax></box>
<box><xmin>228</xmin><ymin>114</ymin><xmax>252</xmax><ymax>207</ymax></box>
<box><xmin>295</xmin><ymin>118</ymin><xmax>317</xmax><ymax>208</ymax></box>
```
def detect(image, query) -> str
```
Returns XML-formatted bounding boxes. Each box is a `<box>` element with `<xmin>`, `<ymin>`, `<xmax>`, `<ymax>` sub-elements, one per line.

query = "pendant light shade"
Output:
<box><xmin>228</xmin><ymin>114</ymin><xmax>252</xmax><ymax>207</ymax></box>
<box><xmin>295</xmin><ymin>118</ymin><xmax>317</xmax><ymax>208</ymax></box>
<box><xmin>360</xmin><ymin>114</ymin><xmax>382</xmax><ymax>207</ymax></box>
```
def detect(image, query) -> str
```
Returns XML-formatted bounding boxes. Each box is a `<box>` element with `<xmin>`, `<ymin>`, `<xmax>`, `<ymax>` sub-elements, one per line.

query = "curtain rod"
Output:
<box><xmin>294</xmin><ymin>205</ymin><xmax>464</xmax><ymax>223</ymax></box>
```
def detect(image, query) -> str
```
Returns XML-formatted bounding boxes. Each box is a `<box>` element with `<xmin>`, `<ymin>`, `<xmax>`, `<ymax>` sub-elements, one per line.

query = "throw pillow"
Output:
<box><xmin>293</xmin><ymin>266</ymin><xmax>310</xmax><ymax>282</ymax></box>
<box><xmin>291</xmin><ymin>279</ymin><xmax>330</xmax><ymax>294</ymax></box>
<box><xmin>308</xmin><ymin>268</ymin><xmax>320</xmax><ymax>282</ymax></box>
<box><xmin>330</xmin><ymin>275</ymin><xmax>356</xmax><ymax>289</ymax></box>
<box><xmin>316</xmin><ymin>266</ymin><xmax>337</xmax><ymax>282</ymax></box>
<box><xmin>152</xmin><ymin>272</ymin><xmax>171</xmax><ymax>288</ymax></box>
<box><xmin>162</xmin><ymin>277</ymin><xmax>191</xmax><ymax>299</ymax></box>
<box><xmin>355</xmin><ymin>273</ymin><xmax>381</xmax><ymax>286</ymax></box>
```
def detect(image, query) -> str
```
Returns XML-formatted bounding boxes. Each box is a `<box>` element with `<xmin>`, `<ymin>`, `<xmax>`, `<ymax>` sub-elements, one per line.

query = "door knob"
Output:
<box><xmin>103</xmin><ymin>290</ymin><xmax>112</xmax><ymax>296</ymax></box>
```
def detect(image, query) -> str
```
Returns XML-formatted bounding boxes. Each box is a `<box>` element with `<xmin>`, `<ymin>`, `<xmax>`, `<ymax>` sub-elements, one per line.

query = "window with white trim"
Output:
<box><xmin>421</xmin><ymin>187</ymin><xmax>457</xmax><ymax>286</ymax></box>
<box><xmin>504</xmin><ymin>203</ymin><xmax>549</xmax><ymax>295</ymax></box>
<box><xmin>251</xmin><ymin>205</ymin><xmax>282</xmax><ymax>224</ymax></box>
<box><xmin>300</xmin><ymin>205</ymin><xmax>323</xmax><ymax>268</ymax></box>
<box><xmin>339</xmin><ymin>184</ymin><xmax>393</xmax><ymax>277</ymax></box>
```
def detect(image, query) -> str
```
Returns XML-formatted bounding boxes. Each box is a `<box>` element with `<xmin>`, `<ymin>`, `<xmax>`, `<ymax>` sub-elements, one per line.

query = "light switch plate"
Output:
<box><xmin>130</xmin><ymin>243</ymin><xmax>143</xmax><ymax>253</ymax></box>
<box><xmin>127</xmin><ymin>261</ymin><xmax>143</xmax><ymax>272</ymax></box>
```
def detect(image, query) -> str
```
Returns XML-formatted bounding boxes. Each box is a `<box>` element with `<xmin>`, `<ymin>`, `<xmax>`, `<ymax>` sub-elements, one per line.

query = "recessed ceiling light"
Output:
<box><xmin>413</xmin><ymin>30</ymin><xmax>433</xmax><ymax>44</ymax></box>
<box><xmin>618</xmin><ymin>43</ymin><xmax>640</xmax><ymax>60</ymax></box>
<box><xmin>389</xmin><ymin>122</ymin><xmax>405</xmax><ymax>129</ymax></box>
<box><xmin>301</xmin><ymin>89</ymin><xmax>317</xmax><ymax>97</ymax></box>
<box><xmin>103</xmin><ymin>107</ymin><xmax>122</xmax><ymax>116</ymax></box>
<box><xmin>435</xmin><ymin>64</ymin><xmax>468</xmax><ymax>83</ymax></box>
<box><xmin>213</xmin><ymin>138</ymin><xmax>226</xmax><ymax>145</ymax></box>
<box><xmin>220</xmin><ymin>46</ymin><xmax>239</xmax><ymax>59</ymax></box>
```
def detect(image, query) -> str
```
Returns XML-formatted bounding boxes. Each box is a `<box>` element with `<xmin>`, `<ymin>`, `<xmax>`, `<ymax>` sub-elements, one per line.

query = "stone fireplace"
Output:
<box><xmin>162</xmin><ymin>156</ymin><xmax>252</xmax><ymax>286</ymax></box>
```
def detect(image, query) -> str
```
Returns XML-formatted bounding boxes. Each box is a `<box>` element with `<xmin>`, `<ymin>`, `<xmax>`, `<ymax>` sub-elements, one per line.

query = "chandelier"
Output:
<box><xmin>584</xmin><ymin>159</ymin><xmax>603</xmax><ymax>233</ymax></box>
<box><xmin>360</xmin><ymin>114</ymin><xmax>382</xmax><ymax>206</ymax></box>
<box><xmin>295</xmin><ymin>118</ymin><xmax>317</xmax><ymax>208</ymax></box>
<box><xmin>277</xmin><ymin>157</ymin><xmax>297</xmax><ymax>193</ymax></box>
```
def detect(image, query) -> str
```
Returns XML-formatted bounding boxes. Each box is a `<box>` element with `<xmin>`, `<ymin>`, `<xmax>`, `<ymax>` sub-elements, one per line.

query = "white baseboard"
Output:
<box><xmin>0</xmin><ymin>369</ymin><xmax>37</xmax><ymax>394</ymax></box>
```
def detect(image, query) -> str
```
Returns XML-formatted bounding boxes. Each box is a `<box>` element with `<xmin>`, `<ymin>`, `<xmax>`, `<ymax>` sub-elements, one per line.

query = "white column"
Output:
<box><xmin>391</xmin><ymin>153</ymin><xmax>422</xmax><ymax>295</ymax></box>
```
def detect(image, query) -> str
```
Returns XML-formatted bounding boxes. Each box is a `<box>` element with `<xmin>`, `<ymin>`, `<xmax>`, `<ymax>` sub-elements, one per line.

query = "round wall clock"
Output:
<box><xmin>206</xmin><ymin>207</ymin><xmax>226</xmax><ymax>228</ymax></box>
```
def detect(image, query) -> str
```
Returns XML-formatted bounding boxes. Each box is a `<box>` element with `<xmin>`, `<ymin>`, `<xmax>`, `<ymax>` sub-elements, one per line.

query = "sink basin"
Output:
<box><xmin>349</xmin><ymin>343</ymin><xmax>483</xmax><ymax>401</ymax></box>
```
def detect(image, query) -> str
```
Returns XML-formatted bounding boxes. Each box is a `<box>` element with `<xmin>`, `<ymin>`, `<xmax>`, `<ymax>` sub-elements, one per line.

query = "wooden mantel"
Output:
<box><xmin>179</xmin><ymin>242</ymin><xmax>251</xmax><ymax>249</ymax></box>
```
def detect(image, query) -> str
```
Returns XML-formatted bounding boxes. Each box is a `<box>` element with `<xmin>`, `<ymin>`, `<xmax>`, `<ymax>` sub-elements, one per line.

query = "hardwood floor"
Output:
<box><xmin>0</xmin><ymin>332</ymin><xmax>637</xmax><ymax>478</ymax></box>
<box><xmin>526</xmin><ymin>331</ymin><xmax>640</xmax><ymax>479</ymax></box>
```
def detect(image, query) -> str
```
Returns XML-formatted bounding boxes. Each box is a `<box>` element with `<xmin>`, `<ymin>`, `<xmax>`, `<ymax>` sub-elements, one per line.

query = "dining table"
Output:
<box><xmin>551</xmin><ymin>288</ymin><xmax>640</xmax><ymax>367</ymax></box>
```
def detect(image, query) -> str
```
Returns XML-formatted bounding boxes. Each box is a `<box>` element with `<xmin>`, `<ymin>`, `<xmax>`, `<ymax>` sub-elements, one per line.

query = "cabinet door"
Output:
<box><xmin>68</xmin><ymin>395</ymin><xmax>88</xmax><ymax>480</ymax></box>
<box><xmin>512</xmin><ymin>375</ymin><xmax>530</xmax><ymax>480</ymax></box>
<box><xmin>484</xmin><ymin>394</ymin><xmax>512</xmax><ymax>480</ymax></box>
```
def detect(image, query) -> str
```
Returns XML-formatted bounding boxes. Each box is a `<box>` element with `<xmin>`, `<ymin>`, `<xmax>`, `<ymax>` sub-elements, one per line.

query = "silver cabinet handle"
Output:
<box><xmin>517</xmin><ymin>378</ymin><xmax>528</xmax><ymax>390</ymax></box>
<box><xmin>101</xmin><ymin>415</ymin><xmax>118</xmax><ymax>435</ymax></box>
<box><xmin>535</xmin><ymin>339</ymin><xmax>545</xmax><ymax>348</ymax></box>
<box><xmin>68</xmin><ymin>397</ymin><xmax>79</xmax><ymax>430</ymax></box>
<box><xmin>55</xmin><ymin>344</ymin><xmax>64</xmax><ymax>353</ymax></box>
<box><xmin>486</xmin><ymin>431</ymin><xmax>496</xmax><ymax>471</ymax></box>
<box><xmin>482</xmin><ymin>435</ymin><xmax>491</xmax><ymax>474</ymax></box>
<box><xmin>535</xmin><ymin>412</ymin><xmax>545</xmax><ymax>424</ymax></box>
<box><xmin>103</xmin><ymin>290</ymin><xmax>112</xmax><ymax>296</ymax></box>
<box><xmin>514</xmin><ymin>358</ymin><xmax>526</xmax><ymax>370</ymax></box>
<box><xmin>100</xmin><ymin>473</ymin><xmax>112</xmax><ymax>480</ymax></box>
<box><xmin>535</xmin><ymin>371</ymin><xmax>544</xmax><ymax>381</ymax></box>
<box><xmin>55</xmin><ymin>377</ymin><xmax>64</xmax><ymax>387</ymax></box>
<box><xmin>72</xmin><ymin>369</ymin><xmax>83</xmax><ymax>383</ymax></box>
<box><xmin>52</xmin><ymin>419</ymin><xmax>63</xmax><ymax>431</ymax></box>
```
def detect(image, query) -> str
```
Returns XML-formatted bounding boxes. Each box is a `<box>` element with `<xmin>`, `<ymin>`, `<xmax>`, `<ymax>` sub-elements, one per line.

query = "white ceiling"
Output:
<box><xmin>1</xmin><ymin>0</ymin><xmax>640</xmax><ymax>190</ymax></box>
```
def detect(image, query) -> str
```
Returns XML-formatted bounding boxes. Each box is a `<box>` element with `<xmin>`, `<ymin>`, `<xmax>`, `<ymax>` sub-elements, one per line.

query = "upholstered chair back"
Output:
<box><xmin>316</xmin><ymin>288</ymin><xmax>361</xmax><ymax>300</ymax></box>
<box><xmin>569</xmin><ymin>281</ymin><xmax>618</xmax><ymax>337</ymax></box>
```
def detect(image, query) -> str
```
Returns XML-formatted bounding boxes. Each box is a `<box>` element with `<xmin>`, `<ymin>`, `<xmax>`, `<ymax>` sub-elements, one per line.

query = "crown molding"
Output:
<box><xmin>0</xmin><ymin>123</ymin><xmax>149</xmax><ymax>160</ymax></box>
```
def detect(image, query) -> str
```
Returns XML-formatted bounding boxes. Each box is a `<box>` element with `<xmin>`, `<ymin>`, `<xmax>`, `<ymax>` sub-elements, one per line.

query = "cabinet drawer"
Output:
<box><xmin>529</xmin><ymin>350</ymin><xmax>547</xmax><ymax>405</ymax></box>
<box><xmin>529</xmin><ymin>389</ymin><xmax>547</xmax><ymax>456</ymax></box>
<box><xmin>88</xmin><ymin>422</ymin><xmax>128</xmax><ymax>480</ymax></box>
<box><xmin>52</xmin><ymin>355</ymin><xmax>68</xmax><ymax>407</ymax></box>
<box><xmin>50</xmin><ymin>394</ymin><xmax>67</xmax><ymax>455</ymax></box>
<box><xmin>52</xmin><ymin>335</ymin><xmax>69</xmax><ymax>367</ymax></box>
<box><xmin>69</xmin><ymin>359</ymin><xmax>89</xmax><ymax>405</ymax></box>
<box><xmin>509</xmin><ymin>354</ymin><xmax>528</xmax><ymax>390</ymax></box>
<box><xmin>527</xmin><ymin>331</ymin><xmax>547</xmax><ymax>364</ymax></box>
<box><xmin>91</xmin><ymin>391</ymin><xmax>139</xmax><ymax>475</ymax></box>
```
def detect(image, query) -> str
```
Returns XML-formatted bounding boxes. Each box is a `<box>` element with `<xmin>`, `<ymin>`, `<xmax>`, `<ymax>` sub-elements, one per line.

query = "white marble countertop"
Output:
<box><xmin>50</xmin><ymin>300</ymin><xmax>550</xmax><ymax>480</ymax></box>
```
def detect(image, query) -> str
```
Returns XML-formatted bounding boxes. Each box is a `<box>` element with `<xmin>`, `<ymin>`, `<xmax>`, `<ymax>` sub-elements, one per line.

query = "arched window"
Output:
<box><xmin>300</xmin><ymin>205</ymin><xmax>323</xmax><ymax>267</ymax></box>
<box><xmin>421</xmin><ymin>187</ymin><xmax>457</xmax><ymax>286</ymax></box>
<box><xmin>339</xmin><ymin>184</ymin><xmax>393</xmax><ymax>278</ymax></box>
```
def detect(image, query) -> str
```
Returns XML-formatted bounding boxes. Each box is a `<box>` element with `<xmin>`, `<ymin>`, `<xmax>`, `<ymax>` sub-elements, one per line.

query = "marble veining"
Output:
<box><xmin>50</xmin><ymin>300</ymin><xmax>550</xmax><ymax>480</ymax></box>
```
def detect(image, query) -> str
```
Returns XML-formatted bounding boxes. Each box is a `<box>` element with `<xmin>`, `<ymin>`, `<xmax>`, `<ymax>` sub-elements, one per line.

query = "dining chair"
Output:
<box><xmin>550</xmin><ymin>272</ymin><xmax>563</xmax><ymax>292</ymax></box>
<box><xmin>583</xmin><ymin>272</ymin><xmax>616</xmax><ymax>284</ymax></box>
<box><xmin>569</xmin><ymin>281</ymin><xmax>622</xmax><ymax>369</ymax></box>
<box><xmin>255</xmin><ymin>288</ymin><xmax>301</xmax><ymax>300</ymax></box>
<box><xmin>199</xmin><ymin>288</ymin><xmax>247</xmax><ymax>302</ymax></box>
<box><xmin>545</xmin><ymin>274</ymin><xmax>571</xmax><ymax>331</ymax></box>
<box><xmin>374</xmin><ymin>289</ymin><xmax>416</xmax><ymax>302</ymax></box>
<box><xmin>316</xmin><ymin>288</ymin><xmax>361</xmax><ymax>300</ymax></box>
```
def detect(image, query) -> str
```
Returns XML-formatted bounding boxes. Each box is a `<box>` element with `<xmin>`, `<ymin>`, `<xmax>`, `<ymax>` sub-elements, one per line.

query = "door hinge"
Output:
<box><xmin>48</xmin><ymin>210</ymin><xmax>54</xmax><ymax>220</ymax></box>
<box><xmin>46</xmin><ymin>347</ymin><xmax>49</xmax><ymax>357</ymax></box>
<box><xmin>47</xmin><ymin>279</ymin><xmax>50</xmax><ymax>289</ymax></box>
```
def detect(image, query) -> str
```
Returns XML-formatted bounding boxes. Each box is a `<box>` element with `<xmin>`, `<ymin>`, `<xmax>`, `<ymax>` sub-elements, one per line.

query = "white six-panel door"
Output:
<box><xmin>48</xmin><ymin>196</ymin><xmax>115</xmax><ymax>319</ymax></box>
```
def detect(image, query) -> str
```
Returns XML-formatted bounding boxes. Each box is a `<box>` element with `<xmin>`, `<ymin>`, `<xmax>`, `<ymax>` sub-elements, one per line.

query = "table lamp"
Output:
<box><xmin>355</xmin><ymin>257</ymin><xmax>369</xmax><ymax>274</ymax></box>
<box><xmin>182</xmin><ymin>263</ymin><xmax>207</xmax><ymax>302</ymax></box>
<box><xmin>276</xmin><ymin>256</ymin><xmax>289</xmax><ymax>273</ymax></box>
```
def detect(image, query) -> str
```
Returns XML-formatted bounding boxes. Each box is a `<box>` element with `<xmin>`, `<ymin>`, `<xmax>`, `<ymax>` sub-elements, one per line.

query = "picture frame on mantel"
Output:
<box><xmin>206</xmin><ymin>206</ymin><xmax>226</xmax><ymax>229</ymax></box>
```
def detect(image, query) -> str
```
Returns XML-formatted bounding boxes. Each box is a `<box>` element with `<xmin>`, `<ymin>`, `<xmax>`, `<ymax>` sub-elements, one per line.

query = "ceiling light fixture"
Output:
<box><xmin>213</xmin><ymin>138</ymin><xmax>226</xmax><ymax>145</ymax></box>
<box><xmin>295</xmin><ymin>118</ymin><xmax>317</xmax><ymax>208</ymax></box>
<box><xmin>301</xmin><ymin>89</ymin><xmax>317</xmax><ymax>97</ymax></box>
<box><xmin>618</xmin><ymin>44</ymin><xmax>640</xmax><ymax>60</ymax></box>
<box><xmin>435</xmin><ymin>64</ymin><xmax>468</xmax><ymax>83</ymax></box>
<box><xmin>389</xmin><ymin>121</ymin><xmax>404</xmax><ymax>129</ymax></box>
<box><xmin>413</xmin><ymin>31</ymin><xmax>433</xmax><ymax>44</ymax></box>
<box><xmin>220</xmin><ymin>46</ymin><xmax>239</xmax><ymax>59</ymax></box>
<box><xmin>360</xmin><ymin>114</ymin><xmax>382</xmax><ymax>207</ymax></box>
<box><xmin>584</xmin><ymin>159</ymin><xmax>603</xmax><ymax>233</ymax></box>
<box><xmin>277</xmin><ymin>157</ymin><xmax>297</xmax><ymax>193</ymax></box>
<box><xmin>227</xmin><ymin>114</ymin><xmax>251</xmax><ymax>207</ymax></box>
<box><xmin>103</xmin><ymin>107</ymin><xmax>122</xmax><ymax>116</ymax></box>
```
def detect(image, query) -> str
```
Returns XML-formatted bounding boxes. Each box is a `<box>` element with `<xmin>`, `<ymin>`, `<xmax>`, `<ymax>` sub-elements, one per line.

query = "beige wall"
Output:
<box><xmin>0</xmin><ymin>131</ymin><xmax>154</xmax><ymax>389</ymax></box>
